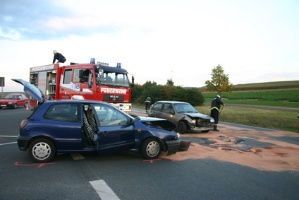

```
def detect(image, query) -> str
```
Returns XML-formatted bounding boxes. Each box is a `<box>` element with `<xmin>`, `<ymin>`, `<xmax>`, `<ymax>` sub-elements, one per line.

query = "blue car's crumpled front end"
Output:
<box><xmin>134</xmin><ymin>116</ymin><xmax>191</xmax><ymax>155</ymax></box>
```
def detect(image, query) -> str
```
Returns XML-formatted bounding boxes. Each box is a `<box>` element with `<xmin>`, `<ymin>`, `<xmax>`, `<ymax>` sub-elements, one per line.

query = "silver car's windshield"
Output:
<box><xmin>173</xmin><ymin>103</ymin><xmax>198</xmax><ymax>113</ymax></box>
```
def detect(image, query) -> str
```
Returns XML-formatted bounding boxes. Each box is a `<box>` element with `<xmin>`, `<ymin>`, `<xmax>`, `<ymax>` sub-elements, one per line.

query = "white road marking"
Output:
<box><xmin>0</xmin><ymin>142</ymin><xmax>17</xmax><ymax>146</ymax></box>
<box><xmin>90</xmin><ymin>180</ymin><xmax>120</xmax><ymax>200</ymax></box>
<box><xmin>0</xmin><ymin>135</ymin><xmax>17</xmax><ymax>137</ymax></box>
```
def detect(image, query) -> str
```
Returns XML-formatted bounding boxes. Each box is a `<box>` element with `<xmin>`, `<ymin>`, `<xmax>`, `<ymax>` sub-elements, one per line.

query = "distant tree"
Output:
<box><xmin>143</xmin><ymin>81</ymin><xmax>157</xmax><ymax>87</ymax></box>
<box><xmin>205</xmin><ymin>65</ymin><xmax>233</xmax><ymax>93</ymax></box>
<box><xmin>166</xmin><ymin>79</ymin><xmax>174</xmax><ymax>86</ymax></box>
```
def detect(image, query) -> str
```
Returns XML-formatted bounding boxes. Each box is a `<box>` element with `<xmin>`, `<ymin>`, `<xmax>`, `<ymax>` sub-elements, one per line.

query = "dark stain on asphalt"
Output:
<box><xmin>183</xmin><ymin>135</ymin><xmax>276</xmax><ymax>152</ymax></box>
<box><xmin>268</xmin><ymin>136</ymin><xmax>299</xmax><ymax>145</ymax></box>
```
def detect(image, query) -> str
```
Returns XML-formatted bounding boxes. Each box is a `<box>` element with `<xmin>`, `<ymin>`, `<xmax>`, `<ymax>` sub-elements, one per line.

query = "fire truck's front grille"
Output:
<box><xmin>103</xmin><ymin>94</ymin><xmax>124</xmax><ymax>102</ymax></box>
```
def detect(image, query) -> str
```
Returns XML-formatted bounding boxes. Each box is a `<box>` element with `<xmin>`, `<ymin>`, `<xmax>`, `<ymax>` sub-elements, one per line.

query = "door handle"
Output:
<box><xmin>102</xmin><ymin>131</ymin><xmax>108</xmax><ymax>136</ymax></box>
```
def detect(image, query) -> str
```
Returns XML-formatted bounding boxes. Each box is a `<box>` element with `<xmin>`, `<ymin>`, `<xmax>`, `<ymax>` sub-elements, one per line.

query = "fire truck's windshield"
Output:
<box><xmin>96</xmin><ymin>72</ymin><xmax>130</xmax><ymax>87</ymax></box>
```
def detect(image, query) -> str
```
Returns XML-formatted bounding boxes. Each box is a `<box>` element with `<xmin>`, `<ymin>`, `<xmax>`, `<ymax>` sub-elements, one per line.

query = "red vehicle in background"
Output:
<box><xmin>28</xmin><ymin>60</ymin><xmax>134</xmax><ymax>112</ymax></box>
<box><xmin>0</xmin><ymin>93</ymin><xmax>28</xmax><ymax>109</ymax></box>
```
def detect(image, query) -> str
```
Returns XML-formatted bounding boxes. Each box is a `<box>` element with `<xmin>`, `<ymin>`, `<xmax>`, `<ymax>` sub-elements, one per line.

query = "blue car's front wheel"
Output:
<box><xmin>141</xmin><ymin>138</ymin><xmax>161</xmax><ymax>160</ymax></box>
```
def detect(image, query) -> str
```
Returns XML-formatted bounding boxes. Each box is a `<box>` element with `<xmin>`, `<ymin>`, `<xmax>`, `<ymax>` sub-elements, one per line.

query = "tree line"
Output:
<box><xmin>131</xmin><ymin>64</ymin><xmax>233</xmax><ymax>106</ymax></box>
<box><xmin>131</xmin><ymin>81</ymin><xmax>205</xmax><ymax>106</ymax></box>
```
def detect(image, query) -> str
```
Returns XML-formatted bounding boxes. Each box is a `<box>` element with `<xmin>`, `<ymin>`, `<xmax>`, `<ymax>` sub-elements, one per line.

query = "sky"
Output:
<box><xmin>1</xmin><ymin>0</ymin><xmax>299</xmax><ymax>92</ymax></box>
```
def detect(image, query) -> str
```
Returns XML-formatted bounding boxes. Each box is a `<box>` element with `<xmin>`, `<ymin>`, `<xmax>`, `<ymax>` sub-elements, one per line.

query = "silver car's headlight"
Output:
<box><xmin>176</xmin><ymin>133</ymin><xmax>180</xmax><ymax>139</ymax></box>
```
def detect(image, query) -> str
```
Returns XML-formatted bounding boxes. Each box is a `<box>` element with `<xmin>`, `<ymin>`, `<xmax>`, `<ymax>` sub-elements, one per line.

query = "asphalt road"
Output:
<box><xmin>0</xmin><ymin>107</ymin><xmax>298</xmax><ymax>200</ymax></box>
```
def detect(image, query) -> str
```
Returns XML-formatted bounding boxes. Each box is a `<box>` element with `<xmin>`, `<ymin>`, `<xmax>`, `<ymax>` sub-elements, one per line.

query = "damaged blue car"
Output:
<box><xmin>13</xmin><ymin>79</ymin><xmax>190</xmax><ymax>163</ymax></box>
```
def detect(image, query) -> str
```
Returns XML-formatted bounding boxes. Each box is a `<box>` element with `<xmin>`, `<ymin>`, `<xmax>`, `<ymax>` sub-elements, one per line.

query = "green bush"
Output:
<box><xmin>132</xmin><ymin>83</ymin><xmax>204</xmax><ymax>106</ymax></box>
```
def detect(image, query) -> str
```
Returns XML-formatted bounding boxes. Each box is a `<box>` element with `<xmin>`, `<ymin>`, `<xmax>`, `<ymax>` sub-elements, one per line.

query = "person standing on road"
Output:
<box><xmin>52</xmin><ymin>50</ymin><xmax>66</xmax><ymax>64</ymax></box>
<box><xmin>145</xmin><ymin>97</ymin><xmax>152</xmax><ymax>113</ymax></box>
<box><xmin>210</xmin><ymin>95</ymin><xmax>224</xmax><ymax>131</ymax></box>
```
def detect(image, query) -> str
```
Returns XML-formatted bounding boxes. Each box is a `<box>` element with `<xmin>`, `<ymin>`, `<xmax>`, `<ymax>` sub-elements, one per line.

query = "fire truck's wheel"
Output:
<box><xmin>28</xmin><ymin>138</ymin><xmax>56</xmax><ymax>163</ymax></box>
<box><xmin>141</xmin><ymin>138</ymin><xmax>161</xmax><ymax>160</ymax></box>
<box><xmin>24</xmin><ymin>102</ymin><xmax>28</xmax><ymax>108</ymax></box>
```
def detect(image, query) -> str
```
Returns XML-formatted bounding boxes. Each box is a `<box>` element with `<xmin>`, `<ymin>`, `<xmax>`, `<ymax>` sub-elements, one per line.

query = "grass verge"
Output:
<box><xmin>197</xmin><ymin>104</ymin><xmax>299</xmax><ymax>133</ymax></box>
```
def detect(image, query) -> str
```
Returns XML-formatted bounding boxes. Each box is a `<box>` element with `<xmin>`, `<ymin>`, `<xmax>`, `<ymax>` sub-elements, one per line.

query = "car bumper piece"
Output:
<box><xmin>166</xmin><ymin>140</ymin><xmax>180</xmax><ymax>156</ymax></box>
<box><xmin>178</xmin><ymin>140</ymin><xmax>191</xmax><ymax>151</ymax></box>
<box><xmin>192</xmin><ymin>127</ymin><xmax>213</xmax><ymax>131</ymax></box>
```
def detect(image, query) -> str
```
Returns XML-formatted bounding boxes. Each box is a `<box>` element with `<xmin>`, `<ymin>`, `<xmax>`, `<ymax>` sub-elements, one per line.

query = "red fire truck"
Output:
<box><xmin>29</xmin><ymin>61</ymin><xmax>134</xmax><ymax>112</ymax></box>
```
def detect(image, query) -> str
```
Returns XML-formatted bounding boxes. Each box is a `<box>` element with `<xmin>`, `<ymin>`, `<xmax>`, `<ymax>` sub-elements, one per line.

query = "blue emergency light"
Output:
<box><xmin>90</xmin><ymin>58</ymin><xmax>95</xmax><ymax>64</ymax></box>
<box><xmin>117</xmin><ymin>63</ymin><xmax>121</xmax><ymax>68</ymax></box>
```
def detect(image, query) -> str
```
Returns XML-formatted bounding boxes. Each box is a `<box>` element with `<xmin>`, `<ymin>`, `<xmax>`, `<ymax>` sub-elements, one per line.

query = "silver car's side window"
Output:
<box><xmin>152</xmin><ymin>103</ymin><xmax>163</xmax><ymax>111</ymax></box>
<box><xmin>162</xmin><ymin>103</ymin><xmax>174</xmax><ymax>113</ymax></box>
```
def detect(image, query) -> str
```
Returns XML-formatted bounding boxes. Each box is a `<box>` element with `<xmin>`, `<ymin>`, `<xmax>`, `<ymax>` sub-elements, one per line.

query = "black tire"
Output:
<box><xmin>177</xmin><ymin>121</ymin><xmax>187</xmax><ymax>134</ymax></box>
<box><xmin>28</xmin><ymin>138</ymin><xmax>56</xmax><ymax>163</ymax></box>
<box><xmin>202</xmin><ymin>130</ymin><xmax>210</xmax><ymax>133</ymax></box>
<box><xmin>13</xmin><ymin>104</ymin><xmax>18</xmax><ymax>109</ymax></box>
<box><xmin>141</xmin><ymin>138</ymin><xmax>161</xmax><ymax>159</ymax></box>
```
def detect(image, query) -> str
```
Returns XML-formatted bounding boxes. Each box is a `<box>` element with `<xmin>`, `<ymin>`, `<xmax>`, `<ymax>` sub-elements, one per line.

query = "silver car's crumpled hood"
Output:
<box><xmin>183</xmin><ymin>112</ymin><xmax>213</xmax><ymax>120</ymax></box>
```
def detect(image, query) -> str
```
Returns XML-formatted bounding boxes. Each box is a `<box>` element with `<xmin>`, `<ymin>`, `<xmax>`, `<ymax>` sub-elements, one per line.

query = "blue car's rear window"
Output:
<box><xmin>44</xmin><ymin>103</ymin><xmax>80</xmax><ymax>122</ymax></box>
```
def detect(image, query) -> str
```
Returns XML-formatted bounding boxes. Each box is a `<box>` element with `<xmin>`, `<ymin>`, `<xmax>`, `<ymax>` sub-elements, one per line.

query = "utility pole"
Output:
<box><xmin>0</xmin><ymin>77</ymin><xmax>4</xmax><ymax>98</ymax></box>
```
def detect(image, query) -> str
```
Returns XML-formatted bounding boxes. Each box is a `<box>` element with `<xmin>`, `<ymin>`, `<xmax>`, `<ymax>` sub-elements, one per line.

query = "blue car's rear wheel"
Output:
<box><xmin>141</xmin><ymin>138</ymin><xmax>161</xmax><ymax>160</ymax></box>
<box><xmin>28</xmin><ymin>138</ymin><xmax>56</xmax><ymax>163</ymax></box>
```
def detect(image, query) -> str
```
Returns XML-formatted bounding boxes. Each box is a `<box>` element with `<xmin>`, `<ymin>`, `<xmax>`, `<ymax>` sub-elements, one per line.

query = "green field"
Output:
<box><xmin>203</xmin><ymin>89</ymin><xmax>299</xmax><ymax>108</ymax></box>
<box><xmin>202</xmin><ymin>81</ymin><xmax>299</xmax><ymax>133</ymax></box>
<box><xmin>232</xmin><ymin>80</ymin><xmax>299</xmax><ymax>90</ymax></box>
<box><xmin>197</xmin><ymin>104</ymin><xmax>298</xmax><ymax>133</ymax></box>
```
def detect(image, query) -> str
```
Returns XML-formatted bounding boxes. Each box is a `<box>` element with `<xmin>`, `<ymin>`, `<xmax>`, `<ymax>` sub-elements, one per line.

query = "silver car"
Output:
<box><xmin>148</xmin><ymin>101</ymin><xmax>215</xmax><ymax>133</ymax></box>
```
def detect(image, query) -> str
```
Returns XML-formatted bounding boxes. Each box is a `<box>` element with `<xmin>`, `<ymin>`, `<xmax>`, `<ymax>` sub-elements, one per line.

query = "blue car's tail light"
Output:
<box><xmin>20</xmin><ymin>119</ymin><xmax>29</xmax><ymax>129</ymax></box>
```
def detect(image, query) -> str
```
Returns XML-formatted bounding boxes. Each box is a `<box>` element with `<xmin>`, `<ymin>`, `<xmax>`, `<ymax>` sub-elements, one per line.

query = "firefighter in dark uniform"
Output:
<box><xmin>53</xmin><ymin>50</ymin><xmax>66</xmax><ymax>64</ymax></box>
<box><xmin>210</xmin><ymin>95</ymin><xmax>224</xmax><ymax>131</ymax></box>
<box><xmin>145</xmin><ymin>97</ymin><xmax>152</xmax><ymax>113</ymax></box>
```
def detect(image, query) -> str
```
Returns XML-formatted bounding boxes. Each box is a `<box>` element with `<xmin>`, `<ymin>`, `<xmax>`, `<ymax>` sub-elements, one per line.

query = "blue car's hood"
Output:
<box><xmin>11</xmin><ymin>79</ymin><xmax>44</xmax><ymax>103</ymax></box>
<box><xmin>136</xmin><ymin>116</ymin><xmax>176</xmax><ymax>131</ymax></box>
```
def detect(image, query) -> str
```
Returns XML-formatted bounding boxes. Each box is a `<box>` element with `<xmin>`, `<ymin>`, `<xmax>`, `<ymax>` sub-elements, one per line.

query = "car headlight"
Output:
<box><xmin>176</xmin><ymin>133</ymin><xmax>180</xmax><ymax>139</ymax></box>
<box><xmin>8</xmin><ymin>102</ymin><xmax>13</xmax><ymax>104</ymax></box>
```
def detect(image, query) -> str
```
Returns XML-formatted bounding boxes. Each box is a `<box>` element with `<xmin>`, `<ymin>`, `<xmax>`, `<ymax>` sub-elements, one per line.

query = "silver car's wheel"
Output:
<box><xmin>142</xmin><ymin>138</ymin><xmax>161</xmax><ymax>159</ymax></box>
<box><xmin>29</xmin><ymin>138</ymin><xmax>55</xmax><ymax>163</ymax></box>
<box><xmin>177</xmin><ymin>121</ymin><xmax>187</xmax><ymax>134</ymax></box>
